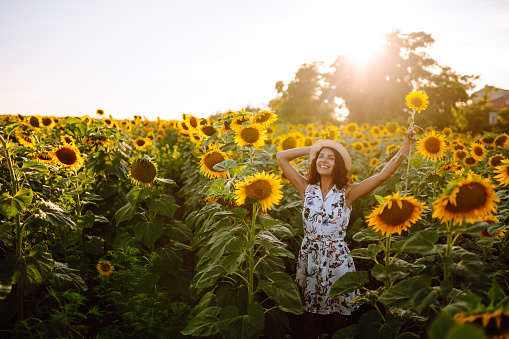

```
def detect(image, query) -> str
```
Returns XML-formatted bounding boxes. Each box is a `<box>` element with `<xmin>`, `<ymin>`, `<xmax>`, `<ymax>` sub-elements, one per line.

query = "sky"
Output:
<box><xmin>1</xmin><ymin>0</ymin><xmax>508</xmax><ymax>121</ymax></box>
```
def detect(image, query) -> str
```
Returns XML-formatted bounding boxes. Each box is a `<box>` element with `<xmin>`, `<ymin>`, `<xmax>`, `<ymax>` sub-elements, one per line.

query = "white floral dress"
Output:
<box><xmin>296</xmin><ymin>183</ymin><xmax>360</xmax><ymax>315</ymax></box>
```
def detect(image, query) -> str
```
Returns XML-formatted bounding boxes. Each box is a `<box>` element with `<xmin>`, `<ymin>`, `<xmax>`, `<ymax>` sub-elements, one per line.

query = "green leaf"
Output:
<box><xmin>442</xmin><ymin>252</ymin><xmax>482</xmax><ymax>282</ymax></box>
<box><xmin>332</xmin><ymin>324</ymin><xmax>358</xmax><ymax>339</ymax></box>
<box><xmin>260</xmin><ymin>239</ymin><xmax>295</xmax><ymax>259</ymax></box>
<box><xmin>47</xmin><ymin>261</ymin><xmax>87</xmax><ymax>291</ymax></box>
<box><xmin>329</xmin><ymin>271</ymin><xmax>368</xmax><ymax>298</ymax></box>
<box><xmin>0</xmin><ymin>188</ymin><xmax>33</xmax><ymax>218</ymax></box>
<box><xmin>153</xmin><ymin>246</ymin><xmax>183</xmax><ymax>274</ymax></box>
<box><xmin>358</xmin><ymin>310</ymin><xmax>382</xmax><ymax>339</ymax></box>
<box><xmin>159</xmin><ymin>270</ymin><xmax>192</xmax><ymax>294</ymax></box>
<box><xmin>348</xmin><ymin>243</ymin><xmax>383</xmax><ymax>260</ymax></box>
<box><xmin>213</xmin><ymin>159</ymin><xmax>238</xmax><ymax>172</ymax></box>
<box><xmin>82</xmin><ymin>236</ymin><xmax>105</xmax><ymax>255</ymax></box>
<box><xmin>193</xmin><ymin>265</ymin><xmax>225</xmax><ymax>290</ymax></box>
<box><xmin>220</xmin><ymin>252</ymin><xmax>246</xmax><ymax>275</ymax></box>
<box><xmin>20</xmin><ymin>160</ymin><xmax>49</xmax><ymax>173</ymax></box>
<box><xmin>35</xmin><ymin>200</ymin><xmax>77</xmax><ymax>230</ymax></box>
<box><xmin>379</xmin><ymin>275</ymin><xmax>431</xmax><ymax>309</ymax></box>
<box><xmin>113</xmin><ymin>230</ymin><xmax>142</xmax><ymax>249</ymax></box>
<box><xmin>411</xmin><ymin>287</ymin><xmax>440</xmax><ymax>314</ymax></box>
<box><xmin>371</xmin><ymin>263</ymin><xmax>409</xmax><ymax>283</ymax></box>
<box><xmin>181</xmin><ymin>306</ymin><xmax>221</xmax><ymax>336</ymax></box>
<box><xmin>146</xmin><ymin>194</ymin><xmax>177</xmax><ymax>218</ymax></box>
<box><xmin>462</xmin><ymin>221</ymin><xmax>490</xmax><ymax>235</ymax></box>
<box><xmin>258</xmin><ymin>272</ymin><xmax>303</xmax><ymax>315</ymax></box>
<box><xmin>114</xmin><ymin>202</ymin><xmax>137</xmax><ymax>226</ymax></box>
<box><xmin>488</xmin><ymin>279</ymin><xmax>504</xmax><ymax>304</ymax></box>
<box><xmin>353</xmin><ymin>227</ymin><xmax>384</xmax><ymax>242</ymax></box>
<box><xmin>401</xmin><ymin>229</ymin><xmax>439</xmax><ymax>255</ymax></box>
<box><xmin>164</xmin><ymin>222</ymin><xmax>193</xmax><ymax>242</ymax></box>
<box><xmin>77</xmin><ymin>210</ymin><xmax>96</xmax><ymax>229</ymax></box>
<box><xmin>133</xmin><ymin>219</ymin><xmax>164</xmax><ymax>248</ymax></box>
<box><xmin>263</xmin><ymin>308</ymin><xmax>290</xmax><ymax>339</ymax></box>
<box><xmin>218</xmin><ymin>303</ymin><xmax>265</xmax><ymax>339</ymax></box>
<box><xmin>126</xmin><ymin>186</ymin><xmax>144</xmax><ymax>204</ymax></box>
<box><xmin>216</xmin><ymin>283</ymin><xmax>248</xmax><ymax>313</ymax></box>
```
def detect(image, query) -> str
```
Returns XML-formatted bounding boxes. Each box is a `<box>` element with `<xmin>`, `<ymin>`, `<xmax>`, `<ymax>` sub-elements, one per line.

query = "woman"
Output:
<box><xmin>276</xmin><ymin>128</ymin><xmax>415</xmax><ymax>338</ymax></box>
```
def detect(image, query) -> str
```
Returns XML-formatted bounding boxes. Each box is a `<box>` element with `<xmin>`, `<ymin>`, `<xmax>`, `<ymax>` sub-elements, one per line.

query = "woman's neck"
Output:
<box><xmin>320</xmin><ymin>176</ymin><xmax>334</xmax><ymax>194</ymax></box>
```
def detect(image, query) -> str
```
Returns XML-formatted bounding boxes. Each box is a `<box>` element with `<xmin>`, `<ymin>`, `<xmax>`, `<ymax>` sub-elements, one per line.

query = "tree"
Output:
<box><xmin>269</xmin><ymin>62</ymin><xmax>336</xmax><ymax>124</ymax></box>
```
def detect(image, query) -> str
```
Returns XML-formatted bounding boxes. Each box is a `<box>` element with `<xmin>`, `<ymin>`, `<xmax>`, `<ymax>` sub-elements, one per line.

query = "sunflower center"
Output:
<box><xmin>55</xmin><ymin>147</ymin><xmax>78</xmax><ymax>165</ymax></box>
<box><xmin>473</xmin><ymin>147</ymin><xmax>483</xmax><ymax>156</ymax></box>
<box><xmin>411</xmin><ymin>98</ymin><xmax>423</xmax><ymax>107</ymax></box>
<box><xmin>464</xmin><ymin>157</ymin><xmax>476</xmax><ymax>165</ymax></box>
<box><xmin>490</xmin><ymin>156</ymin><xmax>503</xmax><ymax>167</ymax></box>
<box><xmin>445</xmin><ymin>183</ymin><xmax>486</xmax><ymax>213</ymax></box>
<box><xmin>326</xmin><ymin>131</ymin><xmax>336</xmax><ymax>140</ymax></box>
<box><xmin>348</xmin><ymin>126</ymin><xmax>356</xmax><ymax>132</ymax></box>
<box><xmin>254</xmin><ymin>113</ymin><xmax>270</xmax><ymax>123</ymax></box>
<box><xmin>64</xmin><ymin>137</ymin><xmax>73</xmax><ymax>143</ymax></box>
<box><xmin>202</xmin><ymin>126</ymin><xmax>217</xmax><ymax>136</ymax></box>
<box><xmin>131</xmin><ymin>160</ymin><xmax>157</xmax><ymax>183</ymax></box>
<box><xmin>204</xmin><ymin>152</ymin><xmax>226</xmax><ymax>171</ymax></box>
<box><xmin>136</xmin><ymin>139</ymin><xmax>146</xmax><ymax>146</ymax></box>
<box><xmin>246</xmin><ymin>180</ymin><xmax>271</xmax><ymax>200</ymax></box>
<box><xmin>42</xmin><ymin>117</ymin><xmax>52</xmax><ymax>126</ymax></box>
<box><xmin>240</xmin><ymin>128</ymin><xmax>260</xmax><ymax>143</ymax></box>
<box><xmin>189</xmin><ymin>117</ymin><xmax>198</xmax><ymax>128</ymax></box>
<box><xmin>29</xmin><ymin>117</ymin><xmax>40</xmax><ymax>127</ymax></box>
<box><xmin>456</xmin><ymin>151</ymin><xmax>467</xmax><ymax>159</ymax></box>
<box><xmin>424</xmin><ymin>137</ymin><xmax>441</xmax><ymax>154</ymax></box>
<box><xmin>379</xmin><ymin>200</ymin><xmax>414</xmax><ymax>226</ymax></box>
<box><xmin>495</xmin><ymin>135</ymin><xmax>507</xmax><ymax>146</ymax></box>
<box><xmin>37</xmin><ymin>154</ymin><xmax>53</xmax><ymax>161</ymax></box>
<box><xmin>282</xmin><ymin>137</ymin><xmax>297</xmax><ymax>150</ymax></box>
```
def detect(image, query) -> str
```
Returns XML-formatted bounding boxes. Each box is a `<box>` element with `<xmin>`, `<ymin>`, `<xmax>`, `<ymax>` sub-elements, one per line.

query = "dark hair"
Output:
<box><xmin>307</xmin><ymin>147</ymin><xmax>350</xmax><ymax>189</ymax></box>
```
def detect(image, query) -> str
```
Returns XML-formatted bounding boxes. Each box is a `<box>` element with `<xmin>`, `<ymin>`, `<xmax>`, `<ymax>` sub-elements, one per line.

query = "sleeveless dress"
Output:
<box><xmin>296</xmin><ymin>183</ymin><xmax>360</xmax><ymax>315</ymax></box>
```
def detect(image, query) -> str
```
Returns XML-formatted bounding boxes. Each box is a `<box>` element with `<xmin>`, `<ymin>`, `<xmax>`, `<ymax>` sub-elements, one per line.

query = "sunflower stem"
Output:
<box><xmin>385</xmin><ymin>234</ymin><xmax>391</xmax><ymax>291</ymax></box>
<box><xmin>247</xmin><ymin>203</ymin><xmax>259</xmax><ymax>304</ymax></box>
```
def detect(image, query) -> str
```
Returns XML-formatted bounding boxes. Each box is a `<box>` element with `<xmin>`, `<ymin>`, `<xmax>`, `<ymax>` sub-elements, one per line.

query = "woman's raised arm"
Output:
<box><xmin>276</xmin><ymin>146</ymin><xmax>311</xmax><ymax>199</ymax></box>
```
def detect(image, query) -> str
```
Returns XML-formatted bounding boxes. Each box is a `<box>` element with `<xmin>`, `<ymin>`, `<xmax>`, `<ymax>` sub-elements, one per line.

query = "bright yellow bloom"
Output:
<box><xmin>416</xmin><ymin>131</ymin><xmax>447</xmax><ymax>162</ymax></box>
<box><xmin>234</xmin><ymin>125</ymin><xmax>266</xmax><ymax>149</ymax></box>
<box><xmin>234</xmin><ymin>172</ymin><xmax>283</xmax><ymax>212</ymax></box>
<box><xmin>405</xmin><ymin>90</ymin><xmax>429</xmax><ymax>113</ymax></box>
<box><xmin>97</xmin><ymin>260</ymin><xmax>114</xmax><ymax>276</ymax></box>
<box><xmin>130</xmin><ymin>158</ymin><xmax>158</xmax><ymax>185</ymax></box>
<box><xmin>493</xmin><ymin>159</ymin><xmax>509</xmax><ymax>186</ymax></box>
<box><xmin>52</xmin><ymin>144</ymin><xmax>84</xmax><ymax>172</ymax></box>
<box><xmin>199</xmin><ymin>148</ymin><xmax>229</xmax><ymax>179</ymax></box>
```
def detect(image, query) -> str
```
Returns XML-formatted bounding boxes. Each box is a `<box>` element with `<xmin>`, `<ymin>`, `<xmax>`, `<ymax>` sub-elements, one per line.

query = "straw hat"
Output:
<box><xmin>310</xmin><ymin>139</ymin><xmax>351</xmax><ymax>171</ymax></box>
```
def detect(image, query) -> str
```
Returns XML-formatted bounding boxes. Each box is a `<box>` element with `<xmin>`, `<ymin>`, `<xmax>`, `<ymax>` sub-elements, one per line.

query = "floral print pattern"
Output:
<box><xmin>296</xmin><ymin>183</ymin><xmax>360</xmax><ymax>315</ymax></box>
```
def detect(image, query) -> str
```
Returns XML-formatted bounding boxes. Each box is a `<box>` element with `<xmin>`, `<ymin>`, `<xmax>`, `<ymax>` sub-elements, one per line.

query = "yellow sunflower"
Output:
<box><xmin>481</xmin><ymin>136</ymin><xmax>495</xmax><ymax>145</ymax></box>
<box><xmin>61</xmin><ymin>134</ymin><xmax>75</xmax><ymax>145</ymax></box>
<box><xmin>494</xmin><ymin>133</ymin><xmax>509</xmax><ymax>148</ymax></box>
<box><xmin>353</xmin><ymin>132</ymin><xmax>365</xmax><ymax>140</ymax></box>
<box><xmin>453</xmin><ymin>149</ymin><xmax>468</xmax><ymax>163</ymax></box>
<box><xmin>470</xmin><ymin>143</ymin><xmax>487</xmax><ymax>161</ymax></box>
<box><xmin>252</xmin><ymin>110</ymin><xmax>277</xmax><ymax>127</ymax></box>
<box><xmin>130</xmin><ymin>158</ymin><xmax>158</xmax><ymax>185</ymax></box>
<box><xmin>27</xmin><ymin>115</ymin><xmax>42</xmax><ymax>129</ymax></box>
<box><xmin>370</xmin><ymin>126</ymin><xmax>382</xmax><ymax>137</ymax></box>
<box><xmin>41</xmin><ymin>116</ymin><xmax>55</xmax><ymax>128</ymax></box>
<box><xmin>384</xmin><ymin>122</ymin><xmax>399</xmax><ymax>135</ymax></box>
<box><xmin>303</xmin><ymin>136</ymin><xmax>313</xmax><ymax>147</ymax></box>
<box><xmin>478</xmin><ymin>216</ymin><xmax>506</xmax><ymax>238</ymax></box>
<box><xmin>14</xmin><ymin>129</ymin><xmax>36</xmax><ymax>148</ymax></box>
<box><xmin>133</xmin><ymin>137</ymin><xmax>151</xmax><ymax>150</ymax></box>
<box><xmin>489</xmin><ymin>154</ymin><xmax>506</xmax><ymax>168</ymax></box>
<box><xmin>452</xmin><ymin>143</ymin><xmax>466</xmax><ymax>151</ymax></box>
<box><xmin>463</xmin><ymin>155</ymin><xmax>478</xmax><ymax>167</ymax></box>
<box><xmin>437</xmin><ymin>162</ymin><xmax>463</xmax><ymax>174</ymax></box>
<box><xmin>454</xmin><ymin>309</ymin><xmax>509</xmax><ymax>338</ymax></box>
<box><xmin>52</xmin><ymin>144</ymin><xmax>84</xmax><ymax>172</ymax></box>
<box><xmin>441</xmin><ymin>127</ymin><xmax>453</xmax><ymax>137</ymax></box>
<box><xmin>306</xmin><ymin>124</ymin><xmax>315</xmax><ymax>134</ymax></box>
<box><xmin>199</xmin><ymin>149</ymin><xmax>229</xmax><ymax>179</ymax></box>
<box><xmin>199</xmin><ymin>124</ymin><xmax>218</xmax><ymax>138</ymax></box>
<box><xmin>345</xmin><ymin>123</ymin><xmax>358</xmax><ymax>135</ymax></box>
<box><xmin>97</xmin><ymin>260</ymin><xmax>114</xmax><ymax>276</ymax></box>
<box><xmin>366</xmin><ymin>192</ymin><xmax>427</xmax><ymax>237</ymax></box>
<box><xmin>493</xmin><ymin>159</ymin><xmax>509</xmax><ymax>186</ymax></box>
<box><xmin>234</xmin><ymin>125</ymin><xmax>266</xmax><ymax>149</ymax></box>
<box><xmin>369</xmin><ymin>158</ymin><xmax>379</xmax><ymax>167</ymax></box>
<box><xmin>405</xmin><ymin>90</ymin><xmax>429</xmax><ymax>113</ymax></box>
<box><xmin>188</xmin><ymin>131</ymin><xmax>202</xmax><ymax>144</ymax></box>
<box><xmin>369</xmin><ymin>140</ymin><xmax>381</xmax><ymax>148</ymax></box>
<box><xmin>276</xmin><ymin>132</ymin><xmax>303</xmax><ymax>152</ymax></box>
<box><xmin>352</xmin><ymin>142</ymin><xmax>364</xmax><ymax>153</ymax></box>
<box><xmin>185</xmin><ymin>114</ymin><xmax>199</xmax><ymax>130</ymax></box>
<box><xmin>350</xmin><ymin>174</ymin><xmax>358</xmax><ymax>183</ymax></box>
<box><xmin>416</xmin><ymin>131</ymin><xmax>447</xmax><ymax>162</ymax></box>
<box><xmin>321</xmin><ymin>126</ymin><xmax>341</xmax><ymax>141</ymax></box>
<box><xmin>177</xmin><ymin>120</ymin><xmax>191</xmax><ymax>135</ymax></box>
<box><xmin>234</xmin><ymin>172</ymin><xmax>283</xmax><ymax>212</ymax></box>
<box><xmin>230</xmin><ymin>114</ymin><xmax>251</xmax><ymax>130</ymax></box>
<box><xmin>96</xmin><ymin>109</ymin><xmax>105</xmax><ymax>116</ymax></box>
<box><xmin>432</xmin><ymin>174</ymin><xmax>500</xmax><ymax>225</ymax></box>
<box><xmin>33</xmin><ymin>152</ymin><xmax>54</xmax><ymax>164</ymax></box>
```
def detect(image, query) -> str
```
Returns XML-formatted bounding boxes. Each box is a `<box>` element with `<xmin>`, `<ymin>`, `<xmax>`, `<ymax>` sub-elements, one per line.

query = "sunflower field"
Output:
<box><xmin>0</xmin><ymin>103</ymin><xmax>508</xmax><ymax>338</ymax></box>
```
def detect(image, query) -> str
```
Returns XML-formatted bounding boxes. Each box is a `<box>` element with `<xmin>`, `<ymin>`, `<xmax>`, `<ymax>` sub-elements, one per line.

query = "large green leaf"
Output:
<box><xmin>358</xmin><ymin>309</ymin><xmax>382</xmax><ymax>339</ymax></box>
<box><xmin>259</xmin><ymin>240</ymin><xmax>294</xmax><ymax>259</ymax></box>
<box><xmin>218</xmin><ymin>303</ymin><xmax>265</xmax><ymax>339</ymax></box>
<box><xmin>401</xmin><ymin>229</ymin><xmax>439</xmax><ymax>255</ymax></box>
<box><xmin>0</xmin><ymin>188</ymin><xmax>33</xmax><ymax>218</ymax></box>
<box><xmin>379</xmin><ymin>275</ymin><xmax>431</xmax><ymax>309</ymax></box>
<box><xmin>192</xmin><ymin>265</ymin><xmax>225</xmax><ymax>290</ymax></box>
<box><xmin>164</xmin><ymin>221</ymin><xmax>193</xmax><ymax>242</ymax></box>
<box><xmin>114</xmin><ymin>202</ymin><xmax>137</xmax><ymax>226</ymax></box>
<box><xmin>263</xmin><ymin>308</ymin><xmax>289</xmax><ymax>339</ymax></box>
<box><xmin>35</xmin><ymin>199</ymin><xmax>77</xmax><ymax>230</ymax></box>
<box><xmin>411</xmin><ymin>286</ymin><xmax>440</xmax><ymax>314</ymax></box>
<box><xmin>133</xmin><ymin>219</ymin><xmax>165</xmax><ymax>248</ymax></box>
<box><xmin>442</xmin><ymin>252</ymin><xmax>482</xmax><ymax>282</ymax></box>
<box><xmin>220</xmin><ymin>251</ymin><xmax>246</xmax><ymax>275</ymax></box>
<box><xmin>181</xmin><ymin>306</ymin><xmax>221</xmax><ymax>336</ymax></box>
<box><xmin>113</xmin><ymin>230</ymin><xmax>142</xmax><ymax>249</ymax></box>
<box><xmin>329</xmin><ymin>271</ymin><xmax>369</xmax><ymax>298</ymax></box>
<box><xmin>47</xmin><ymin>261</ymin><xmax>87</xmax><ymax>291</ymax></box>
<box><xmin>153</xmin><ymin>246</ymin><xmax>183</xmax><ymax>274</ymax></box>
<box><xmin>159</xmin><ymin>270</ymin><xmax>192</xmax><ymax>294</ymax></box>
<box><xmin>371</xmin><ymin>263</ymin><xmax>409</xmax><ymax>283</ymax></box>
<box><xmin>216</xmin><ymin>283</ymin><xmax>248</xmax><ymax>314</ymax></box>
<box><xmin>146</xmin><ymin>194</ymin><xmax>178</xmax><ymax>218</ymax></box>
<box><xmin>82</xmin><ymin>236</ymin><xmax>105</xmax><ymax>255</ymax></box>
<box><xmin>353</xmin><ymin>227</ymin><xmax>384</xmax><ymax>242</ymax></box>
<box><xmin>258</xmin><ymin>272</ymin><xmax>303</xmax><ymax>315</ymax></box>
<box><xmin>348</xmin><ymin>243</ymin><xmax>384</xmax><ymax>260</ymax></box>
<box><xmin>332</xmin><ymin>324</ymin><xmax>358</xmax><ymax>339</ymax></box>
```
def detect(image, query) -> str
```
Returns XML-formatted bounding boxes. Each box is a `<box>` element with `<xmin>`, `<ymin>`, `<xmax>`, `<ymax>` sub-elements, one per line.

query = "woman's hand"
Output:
<box><xmin>404</xmin><ymin>125</ymin><xmax>417</xmax><ymax>148</ymax></box>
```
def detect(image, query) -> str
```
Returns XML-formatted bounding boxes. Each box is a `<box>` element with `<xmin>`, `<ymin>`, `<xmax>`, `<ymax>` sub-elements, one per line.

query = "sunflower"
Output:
<box><xmin>14</xmin><ymin>129</ymin><xmax>36</xmax><ymax>148</ymax></box>
<box><xmin>452</xmin><ymin>143</ymin><xmax>466</xmax><ymax>151</ymax></box>
<box><xmin>416</xmin><ymin>131</ymin><xmax>447</xmax><ymax>162</ymax></box>
<box><xmin>33</xmin><ymin>152</ymin><xmax>54</xmax><ymax>164</ymax></box>
<box><xmin>405</xmin><ymin>90</ymin><xmax>429</xmax><ymax>113</ymax></box>
<box><xmin>97</xmin><ymin>260</ymin><xmax>114</xmax><ymax>276</ymax></box>
<box><xmin>481</xmin><ymin>136</ymin><xmax>495</xmax><ymax>145</ymax></box>
<box><xmin>303</xmin><ymin>136</ymin><xmax>313</xmax><ymax>147</ymax></box>
<box><xmin>489</xmin><ymin>154</ymin><xmax>506</xmax><ymax>168</ymax></box>
<box><xmin>321</xmin><ymin>126</ymin><xmax>341</xmax><ymax>141</ymax></box>
<box><xmin>437</xmin><ymin>162</ymin><xmax>463</xmax><ymax>174</ymax></box>
<box><xmin>96</xmin><ymin>109</ymin><xmax>105</xmax><ymax>116</ymax></box>
<box><xmin>230</xmin><ymin>114</ymin><xmax>251</xmax><ymax>130</ymax></box>
<box><xmin>366</xmin><ymin>192</ymin><xmax>427</xmax><ymax>237</ymax></box>
<box><xmin>463</xmin><ymin>155</ymin><xmax>478</xmax><ymax>167</ymax></box>
<box><xmin>41</xmin><ymin>116</ymin><xmax>55</xmax><ymax>128</ymax></box>
<box><xmin>83</xmin><ymin>135</ymin><xmax>111</xmax><ymax>147</ymax></box>
<box><xmin>478</xmin><ymin>216</ymin><xmax>507</xmax><ymax>238</ymax></box>
<box><xmin>177</xmin><ymin>120</ymin><xmax>191</xmax><ymax>135</ymax></box>
<box><xmin>441</xmin><ymin>127</ymin><xmax>453</xmax><ymax>137</ymax></box>
<box><xmin>385</xmin><ymin>122</ymin><xmax>399</xmax><ymax>135</ymax></box>
<box><xmin>52</xmin><ymin>144</ymin><xmax>84</xmax><ymax>172</ymax></box>
<box><xmin>454</xmin><ymin>310</ymin><xmax>509</xmax><ymax>338</ymax></box>
<box><xmin>368</xmin><ymin>140</ymin><xmax>381</xmax><ymax>148</ymax></box>
<box><xmin>453</xmin><ymin>149</ymin><xmax>468</xmax><ymax>162</ymax></box>
<box><xmin>27</xmin><ymin>115</ymin><xmax>42</xmax><ymax>129</ymax></box>
<box><xmin>199</xmin><ymin>124</ymin><xmax>218</xmax><ymax>138</ymax></box>
<box><xmin>252</xmin><ymin>110</ymin><xmax>277</xmax><ymax>127</ymax></box>
<box><xmin>61</xmin><ymin>134</ymin><xmax>75</xmax><ymax>145</ymax></box>
<box><xmin>494</xmin><ymin>159</ymin><xmax>509</xmax><ymax>186</ymax></box>
<box><xmin>277</xmin><ymin>132</ymin><xmax>302</xmax><ymax>152</ymax></box>
<box><xmin>345</xmin><ymin>123</ymin><xmax>358</xmax><ymax>135</ymax></box>
<box><xmin>234</xmin><ymin>125</ymin><xmax>266</xmax><ymax>149</ymax></box>
<box><xmin>353</xmin><ymin>132</ymin><xmax>365</xmax><ymax>140</ymax></box>
<box><xmin>133</xmin><ymin>137</ymin><xmax>151</xmax><ymax>150</ymax></box>
<box><xmin>199</xmin><ymin>148</ymin><xmax>229</xmax><ymax>179</ymax></box>
<box><xmin>432</xmin><ymin>174</ymin><xmax>500</xmax><ymax>225</ymax></box>
<box><xmin>234</xmin><ymin>171</ymin><xmax>283</xmax><ymax>212</ymax></box>
<box><xmin>370</xmin><ymin>126</ymin><xmax>382</xmax><ymax>137</ymax></box>
<box><xmin>350</xmin><ymin>174</ymin><xmax>358</xmax><ymax>183</ymax></box>
<box><xmin>130</xmin><ymin>158</ymin><xmax>158</xmax><ymax>185</ymax></box>
<box><xmin>188</xmin><ymin>131</ymin><xmax>202</xmax><ymax>144</ymax></box>
<box><xmin>352</xmin><ymin>142</ymin><xmax>364</xmax><ymax>153</ymax></box>
<box><xmin>369</xmin><ymin>158</ymin><xmax>379</xmax><ymax>167</ymax></box>
<box><xmin>185</xmin><ymin>114</ymin><xmax>199</xmax><ymax>130</ymax></box>
<box><xmin>494</xmin><ymin>133</ymin><xmax>509</xmax><ymax>148</ymax></box>
<box><xmin>470</xmin><ymin>143</ymin><xmax>487</xmax><ymax>161</ymax></box>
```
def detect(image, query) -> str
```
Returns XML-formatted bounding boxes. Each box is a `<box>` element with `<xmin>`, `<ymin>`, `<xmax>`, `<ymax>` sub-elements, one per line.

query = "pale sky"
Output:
<box><xmin>1</xmin><ymin>0</ymin><xmax>508</xmax><ymax>121</ymax></box>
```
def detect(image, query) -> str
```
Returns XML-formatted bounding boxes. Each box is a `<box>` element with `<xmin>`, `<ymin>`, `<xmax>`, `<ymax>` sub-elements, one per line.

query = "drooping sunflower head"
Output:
<box><xmin>234</xmin><ymin>171</ymin><xmax>283</xmax><ymax>212</ymax></box>
<box><xmin>234</xmin><ymin>125</ymin><xmax>266</xmax><ymax>149</ymax></box>
<box><xmin>437</xmin><ymin>162</ymin><xmax>463</xmax><ymax>175</ymax></box>
<box><xmin>33</xmin><ymin>152</ymin><xmax>54</xmax><ymax>164</ymax></box>
<box><xmin>52</xmin><ymin>144</ymin><xmax>84</xmax><ymax>172</ymax></box>
<box><xmin>405</xmin><ymin>90</ymin><xmax>429</xmax><ymax>113</ymax></box>
<box><xmin>14</xmin><ymin>128</ymin><xmax>36</xmax><ymax>148</ymax></box>
<box><xmin>130</xmin><ymin>157</ymin><xmax>158</xmax><ymax>185</ymax></box>
<box><xmin>230</xmin><ymin>113</ymin><xmax>252</xmax><ymax>130</ymax></box>
<box><xmin>494</xmin><ymin>159</ymin><xmax>509</xmax><ymax>186</ymax></box>
<box><xmin>416</xmin><ymin>131</ymin><xmax>447</xmax><ymax>162</ymax></box>
<box><xmin>432</xmin><ymin>174</ymin><xmax>500</xmax><ymax>225</ymax></box>
<box><xmin>97</xmin><ymin>260</ymin><xmax>114</xmax><ymax>276</ymax></box>
<box><xmin>481</xmin><ymin>136</ymin><xmax>495</xmax><ymax>145</ymax></box>
<box><xmin>199</xmin><ymin>148</ymin><xmax>229</xmax><ymax>179</ymax></box>
<box><xmin>366</xmin><ymin>192</ymin><xmax>427</xmax><ymax>237</ymax></box>
<box><xmin>493</xmin><ymin>133</ymin><xmax>509</xmax><ymax>148</ymax></box>
<box><xmin>252</xmin><ymin>110</ymin><xmax>277</xmax><ymax>127</ymax></box>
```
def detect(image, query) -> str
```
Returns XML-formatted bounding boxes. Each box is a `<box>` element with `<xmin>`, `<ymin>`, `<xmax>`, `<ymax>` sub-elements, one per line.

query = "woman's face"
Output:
<box><xmin>316</xmin><ymin>148</ymin><xmax>335</xmax><ymax>176</ymax></box>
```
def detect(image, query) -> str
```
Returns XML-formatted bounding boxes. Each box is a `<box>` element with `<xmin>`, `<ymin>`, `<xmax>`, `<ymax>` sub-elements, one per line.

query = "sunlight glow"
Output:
<box><xmin>342</xmin><ymin>32</ymin><xmax>384</xmax><ymax>66</ymax></box>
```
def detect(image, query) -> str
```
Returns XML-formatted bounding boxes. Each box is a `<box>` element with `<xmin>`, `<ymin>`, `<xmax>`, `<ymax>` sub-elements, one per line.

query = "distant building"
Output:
<box><xmin>472</xmin><ymin>88</ymin><xmax>509</xmax><ymax>111</ymax></box>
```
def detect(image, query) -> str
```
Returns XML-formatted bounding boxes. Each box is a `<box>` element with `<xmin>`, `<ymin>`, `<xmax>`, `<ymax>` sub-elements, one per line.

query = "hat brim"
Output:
<box><xmin>310</xmin><ymin>140</ymin><xmax>351</xmax><ymax>172</ymax></box>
